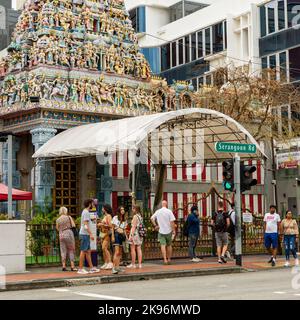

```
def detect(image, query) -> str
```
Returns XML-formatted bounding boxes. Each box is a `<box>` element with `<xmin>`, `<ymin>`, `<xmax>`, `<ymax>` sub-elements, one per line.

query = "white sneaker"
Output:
<box><xmin>112</xmin><ymin>267</ymin><xmax>119</xmax><ymax>274</ymax></box>
<box><xmin>77</xmin><ymin>269</ymin><xmax>89</xmax><ymax>274</ymax></box>
<box><xmin>100</xmin><ymin>263</ymin><xmax>108</xmax><ymax>269</ymax></box>
<box><xmin>89</xmin><ymin>267</ymin><xmax>100</xmax><ymax>273</ymax></box>
<box><xmin>295</xmin><ymin>259</ymin><xmax>299</xmax><ymax>266</ymax></box>
<box><xmin>126</xmin><ymin>263</ymin><xmax>136</xmax><ymax>269</ymax></box>
<box><xmin>225</xmin><ymin>251</ymin><xmax>231</xmax><ymax>259</ymax></box>
<box><xmin>192</xmin><ymin>258</ymin><xmax>200</xmax><ymax>263</ymax></box>
<box><xmin>284</xmin><ymin>261</ymin><xmax>290</xmax><ymax>267</ymax></box>
<box><xmin>138</xmin><ymin>264</ymin><xmax>142</xmax><ymax>269</ymax></box>
<box><xmin>104</xmin><ymin>263</ymin><xmax>113</xmax><ymax>270</ymax></box>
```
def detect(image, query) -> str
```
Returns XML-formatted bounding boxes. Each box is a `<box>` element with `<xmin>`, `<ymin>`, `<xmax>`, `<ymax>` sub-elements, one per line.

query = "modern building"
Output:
<box><xmin>126</xmin><ymin>0</ymin><xmax>300</xmax><ymax>214</ymax></box>
<box><xmin>0</xmin><ymin>0</ymin><xmax>21</xmax><ymax>51</ymax></box>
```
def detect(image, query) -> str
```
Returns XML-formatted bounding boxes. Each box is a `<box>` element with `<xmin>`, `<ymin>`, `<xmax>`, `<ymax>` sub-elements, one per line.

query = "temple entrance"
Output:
<box><xmin>54</xmin><ymin>158</ymin><xmax>78</xmax><ymax>216</ymax></box>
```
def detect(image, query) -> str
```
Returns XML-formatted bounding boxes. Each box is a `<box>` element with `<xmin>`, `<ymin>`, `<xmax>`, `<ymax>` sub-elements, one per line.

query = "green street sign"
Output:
<box><xmin>215</xmin><ymin>142</ymin><xmax>257</xmax><ymax>154</ymax></box>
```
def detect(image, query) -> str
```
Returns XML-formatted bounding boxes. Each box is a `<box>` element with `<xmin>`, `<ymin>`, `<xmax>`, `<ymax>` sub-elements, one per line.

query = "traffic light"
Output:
<box><xmin>240</xmin><ymin>163</ymin><xmax>257</xmax><ymax>193</ymax></box>
<box><xmin>222</xmin><ymin>160</ymin><xmax>234</xmax><ymax>192</ymax></box>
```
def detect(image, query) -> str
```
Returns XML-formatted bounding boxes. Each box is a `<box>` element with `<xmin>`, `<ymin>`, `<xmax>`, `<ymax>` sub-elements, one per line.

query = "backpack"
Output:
<box><xmin>227</xmin><ymin>210</ymin><xmax>235</xmax><ymax>235</ymax></box>
<box><xmin>137</xmin><ymin>215</ymin><xmax>147</xmax><ymax>238</ymax></box>
<box><xmin>183</xmin><ymin>217</ymin><xmax>189</xmax><ymax>237</ymax></box>
<box><xmin>215</xmin><ymin>211</ymin><xmax>226</xmax><ymax>232</ymax></box>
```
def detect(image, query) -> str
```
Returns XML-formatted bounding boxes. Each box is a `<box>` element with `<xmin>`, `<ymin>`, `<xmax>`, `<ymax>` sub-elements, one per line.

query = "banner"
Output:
<box><xmin>276</xmin><ymin>151</ymin><xmax>300</xmax><ymax>169</ymax></box>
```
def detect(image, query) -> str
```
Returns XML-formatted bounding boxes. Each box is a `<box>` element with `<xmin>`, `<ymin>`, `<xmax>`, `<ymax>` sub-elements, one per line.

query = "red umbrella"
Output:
<box><xmin>0</xmin><ymin>183</ymin><xmax>32</xmax><ymax>201</ymax></box>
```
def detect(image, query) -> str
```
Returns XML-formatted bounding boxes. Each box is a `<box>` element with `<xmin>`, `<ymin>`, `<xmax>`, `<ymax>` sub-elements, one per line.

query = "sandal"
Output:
<box><xmin>71</xmin><ymin>268</ymin><xmax>78</xmax><ymax>272</ymax></box>
<box><xmin>62</xmin><ymin>267</ymin><xmax>67</xmax><ymax>271</ymax></box>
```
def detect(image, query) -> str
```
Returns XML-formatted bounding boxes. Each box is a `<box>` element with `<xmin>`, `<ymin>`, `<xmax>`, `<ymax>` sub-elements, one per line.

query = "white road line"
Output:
<box><xmin>48</xmin><ymin>289</ymin><xmax>71</xmax><ymax>292</ymax></box>
<box><xmin>273</xmin><ymin>291</ymin><xmax>286</xmax><ymax>294</ymax></box>
<box><xmin>294</xmin><ymin>293</ymin><xmax>300</xmax><ymax>296</ymax></box>
<box><xmin>72</xmin><ymin>291</ymin><xmax>131</xmax><ymax>300</ymax></box>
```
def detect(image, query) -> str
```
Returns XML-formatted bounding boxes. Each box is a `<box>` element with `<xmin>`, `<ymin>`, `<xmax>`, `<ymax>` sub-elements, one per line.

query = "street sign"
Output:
<box><xmin>215</xmin><ymin>142</ymin><xmax>257</xmax><ymax>154</ymax></box>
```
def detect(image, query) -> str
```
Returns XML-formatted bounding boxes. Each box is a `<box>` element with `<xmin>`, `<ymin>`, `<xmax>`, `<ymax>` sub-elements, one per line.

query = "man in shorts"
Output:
<box><xmin>211</xmin><ymin>201</ymin><xmax>230</xmax><ymax>264</ymax></box>
<box><xmin>264</xmin><ymin>205</ymin><xmax>281</xmax><ymax>267</ymax></box>
<box><xmin>151</xmin><ymin>200</ymin><xmax>176</xmax><ymax>265</ymax></box>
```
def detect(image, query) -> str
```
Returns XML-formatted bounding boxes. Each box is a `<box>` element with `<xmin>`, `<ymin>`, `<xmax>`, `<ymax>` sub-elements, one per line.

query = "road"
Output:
<box><xmin>1</xmin><ymin>268</ymin><xmax>300</xmax><ymax>300</ymax></box>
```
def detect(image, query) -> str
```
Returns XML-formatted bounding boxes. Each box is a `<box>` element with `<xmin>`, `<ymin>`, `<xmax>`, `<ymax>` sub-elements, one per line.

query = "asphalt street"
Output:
<box><xmin>1</xmin><ymin>268</ymin><xmax>300</xmax><ymax>300</ymax></box>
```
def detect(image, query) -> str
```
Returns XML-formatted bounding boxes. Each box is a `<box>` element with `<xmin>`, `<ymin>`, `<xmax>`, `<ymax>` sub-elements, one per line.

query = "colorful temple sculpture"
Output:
<box><xmin>0</xmin><ymin>0</ymin><xmax>265</xmax><ymax>217</ymax></box>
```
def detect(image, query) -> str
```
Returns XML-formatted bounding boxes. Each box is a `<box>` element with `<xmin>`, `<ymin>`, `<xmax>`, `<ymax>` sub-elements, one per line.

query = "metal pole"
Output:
<box><xmin>7</xmin><ymin>134</ymin><xmax>13</xmax><ymax>219</ymax></box>
<box><xmin>234</xmin><ymin>153</ymin><xmax>242</xmax><ymax>266</ymax></box>
<box><xmin>131</xmin><ymin>150</ymin><xmax>136</xmax><ymax>207</ymax></box>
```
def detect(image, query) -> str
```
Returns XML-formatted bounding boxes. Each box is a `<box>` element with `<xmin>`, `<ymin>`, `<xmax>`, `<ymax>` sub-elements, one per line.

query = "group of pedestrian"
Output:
<box><xmin>56</xmin><ymin>198</ymin><xmax>300</xmax><ymax>273</ymax></box>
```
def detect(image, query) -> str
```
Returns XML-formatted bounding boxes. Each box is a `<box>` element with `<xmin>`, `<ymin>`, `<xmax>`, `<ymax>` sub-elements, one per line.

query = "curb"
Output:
<box><xmin>2</xmin><ymin>267</ymin><xmax>244</xmax><ymax>292</ymax></box>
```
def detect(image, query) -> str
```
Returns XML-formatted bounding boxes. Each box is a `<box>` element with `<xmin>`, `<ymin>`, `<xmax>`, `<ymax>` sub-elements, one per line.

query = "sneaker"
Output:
<box><xmin>89</xmin><ymin>267</ymin><xmax>100</xmax><ymax>273</ymax></box>
<box><xmin>271</xmin><ymin>258</ymin><xmax>276</xmax><ymax>267</ymax></box>
<box><xmin>100</xmin><ymin>263</ymin><xmax>108</xmax><ymax>269</ymax></box>
<box><xmin>116</xmin><ymin>267</ymin><xmax>125</xmax><ymax>273</ymax></box>
<box><xmin>284</xmin><ymin>261</ymin><xmax>290</xmax><ymax>267</ymax></box>
<box><xmin>218</xmin><ymin>259</ymin><xmax>223</xmax><ymax>264</ymax></box>
<box><xmin>192</xmin><ymin>258</ymin><xmax>200</xmax><ymax>263</ymax></box>
<box><xmin>112</xmin><ymin>268</ymin><xmax>119</xmax><ymax>274</ymax></box>
<box><xmin>268</xmin><ymin>257</ymin><xmax>274</xmax><ymax>264</ymax></box>
<box><xmin>104</xmin><ymin>263</ymin><xmax>113</xmax><ymax>270</ymax></box>
<box><xmin>138</xmin><ymin>264</ymin><xmax>142</xmax><ymax>269</ymax></box>
<box><xmin>126</xmin><ymin>263</ymin><xmax>136</xmax><ymax>269</ymax></box>
<box><xmin>77</xmin><ymin>269</ymin><xmax>89</xmax><ymax>274</ymax></box>
<box><xmin>295</xmin><ymin>259</ymin><xmax>299</xmax><ymax>266</ymax></box>
<box><xmin>220</xmin><ymin>256</ymin><xmax>227</xmax><ymax>264</ymax></box>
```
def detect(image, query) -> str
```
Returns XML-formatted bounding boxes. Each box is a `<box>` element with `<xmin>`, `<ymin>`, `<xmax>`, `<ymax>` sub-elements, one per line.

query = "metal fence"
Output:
<box><xmin>25</xmin><ymin>217</ymin><xmax>268</xmax><ymax>266</ymax></box>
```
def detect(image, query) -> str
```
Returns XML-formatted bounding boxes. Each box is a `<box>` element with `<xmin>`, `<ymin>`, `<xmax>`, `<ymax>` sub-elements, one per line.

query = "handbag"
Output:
<box><xmin>69</xmin><ymin>216</ymin><xmax>78</xmax><ymax>238</ymax></box>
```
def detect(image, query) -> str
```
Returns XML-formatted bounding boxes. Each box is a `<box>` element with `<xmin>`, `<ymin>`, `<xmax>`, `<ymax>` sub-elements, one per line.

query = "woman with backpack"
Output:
<box><xmin>127</xmin><ymin>205</ymin><xmax>144</xmax><ymax>269</ymax></box>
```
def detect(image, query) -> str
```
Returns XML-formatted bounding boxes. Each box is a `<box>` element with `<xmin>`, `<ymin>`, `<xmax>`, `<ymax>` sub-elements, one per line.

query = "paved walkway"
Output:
<box><xmin>5</xmin><ymin>255</ymin><xmax>290</xmax><ymax>286</ymax></box>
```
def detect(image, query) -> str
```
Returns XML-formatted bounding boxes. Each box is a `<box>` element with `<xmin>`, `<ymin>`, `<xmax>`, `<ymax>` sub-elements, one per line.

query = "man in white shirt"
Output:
<box><xmin>264</xmin><ymin>205</ymin><xmax>281</xmax><ymax>267</ymax></box>
<box><xmin>151</xmin><ymin>200</ymin><xmax>176</xmax><ymax>265</ymax></box>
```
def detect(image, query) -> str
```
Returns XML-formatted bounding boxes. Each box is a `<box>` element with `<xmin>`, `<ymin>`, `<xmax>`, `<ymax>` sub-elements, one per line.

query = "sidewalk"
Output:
<box><xmin>1</xmin><ymin>255</ymin><xmax>291</xmax><ymax>292</ymax></box>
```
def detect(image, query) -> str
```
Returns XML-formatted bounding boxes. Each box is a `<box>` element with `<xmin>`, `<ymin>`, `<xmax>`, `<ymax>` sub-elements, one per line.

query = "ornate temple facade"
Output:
<box><xmin>0</xmin><ymin>0</ymin><xmax>265</xmax><ymax>218</ymax></box>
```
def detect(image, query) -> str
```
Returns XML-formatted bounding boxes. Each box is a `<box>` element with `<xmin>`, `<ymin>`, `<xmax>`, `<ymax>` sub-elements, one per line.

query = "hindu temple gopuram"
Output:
<box><xmin>0</xmin><ymin>0</ymin><xmax>265</xmax><ymax>218</ymax></box>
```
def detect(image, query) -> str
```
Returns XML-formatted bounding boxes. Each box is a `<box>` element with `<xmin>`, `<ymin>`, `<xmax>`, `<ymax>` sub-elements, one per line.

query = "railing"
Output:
<box><xmin>26</xmin><ymin>217</ymin><xmax>271</xmax><ymax>266</ymax></box>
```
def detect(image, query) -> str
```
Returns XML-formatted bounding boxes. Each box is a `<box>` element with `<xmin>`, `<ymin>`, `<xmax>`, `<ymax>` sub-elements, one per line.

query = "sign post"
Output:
<box><xmin>234</xmin><ymin>154</ymin><xmax>242</xmax><ymax>267</ymax></box>
<box><xmin>215</xmin><ymin>142</ymin><xmax>257</xmax><ymax>267</ymax></box>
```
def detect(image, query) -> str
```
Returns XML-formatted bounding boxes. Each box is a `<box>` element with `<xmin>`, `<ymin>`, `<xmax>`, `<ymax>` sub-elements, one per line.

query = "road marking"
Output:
<box><xmin>48</xmin><ymin>289</ymin><xmax>71</xmax><ymax>292</ymax></box>
<box><xmin>294</xmin><ymin>293</ymin><xmax>300</xmax><ymax>296</ymax></box>
<box><xmin>273</xmin><ymin>291</ymin><xmax>286</xmax><ymax>294</ymax></box>
<box><xmin>72</xmin><ymin>291</ymin><xmax>131</xmax><ymax>300</ymax></box>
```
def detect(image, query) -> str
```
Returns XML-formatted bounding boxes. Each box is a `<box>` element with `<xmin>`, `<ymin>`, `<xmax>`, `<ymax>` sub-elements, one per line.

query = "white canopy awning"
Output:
<box><xmin>33</xmin><ymin>108</ymin><xmax>267</xmax><ymax>162</ymax></box>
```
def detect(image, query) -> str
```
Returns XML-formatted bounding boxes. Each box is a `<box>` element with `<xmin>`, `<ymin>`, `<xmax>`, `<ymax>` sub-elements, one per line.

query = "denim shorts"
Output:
<box><xmin>264</xmin><ymin>233</ymin><xmax>278</xmax><ymax>249</ymax></box>
<box><xmin>79</xmin><ymin>234</ymin><xmax>90</xmax><ymax>251</ymax></box>
<box><xmin>113</xmin><ymin>232</ymin><xmax>126</xmax><ymax>246</ymax></box>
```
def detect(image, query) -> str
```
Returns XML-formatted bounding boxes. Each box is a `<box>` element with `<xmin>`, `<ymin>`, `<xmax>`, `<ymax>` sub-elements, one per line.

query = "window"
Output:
<box><xmin>161</xmin><ymin>44</ymin><xmax>171</xmax><ymax>71</ymax></box>
<box><xmin>170</xmin><ymin>1</ymin><xmax>183</xmax><ymax>22</ymax></box>
<box><xmin>262</xmin><ymin>57</ymin><xmax>268</xmax><ymax>69</ymax></box>
<box><xmin>185</xmin><ymin>35</ymin><xmax>190</xmax><ymax>63</ymax></box>
<box><xmin>197</xmin><ymin>31</ymin><xmax>203</xmax><ymax>59</ymax></box>
<box><xmin>289</xmin><ymin>46</ymin><xmax>300</xmax><ymax>81</ymax></box>
<box><xmin>224</xmin><ymin>21</ymin><xmax>227</xmax><ymax>49</ymax></box>
<box><xmin>129</xmin><ymin>6</ymin><xmax>146</xmax><ymax>33</ymax></box>
<box><xmin>172</xmin><ymin>41</ymin><xmax>177</xmax><ymax>67</ymax></box>
<box><xmin>213</xmin><ymin>22</ymin><xmax>224</xmax><ymax>53</ymax></box>
<box><xmin>178</xmin><ymin>38</ymin><xmax>184</xmax><ymax>65</ymax></box>
<box><xmin>278</xmin><ymin>0</ymin><xmax>286</xmax><ymax>30</ymax></box>
<box><xmin>279</xmin><ymin>51</ymin><xmax>287</xmax><ymax>81</ymax></box>
<box><xmin>260</xmin><ymin>5</ymin><xmax>267</xmax><ymax>37</ymax></box>
<box><xmin>287</xmin><ymin>0</ymin><xmax>300</xmax><ymax>28</ymax></box>
<box><xmin>191</xmin><ymin>32</ymin><xmax>197</xmax><ymax>61</ymax></box>
<box><xmin>205</xmin><ymin>28</ymin><xmax>211</xmax><ymax>56</ymax></box>
<box><xmin>267</xmin><ymin>2</ymin><xmax>276</xmax><ymax>34</ymax></box>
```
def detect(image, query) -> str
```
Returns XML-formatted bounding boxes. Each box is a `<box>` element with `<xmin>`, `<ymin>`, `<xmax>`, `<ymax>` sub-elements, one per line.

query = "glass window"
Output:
<box><xmin>178</xmin><ymin>38</ymin><xmax>184</xmax><ymax>65</ymax></box>
<box><xmin>170</xmin><ymin>1</ymin><xmax>183</xmax><ymax>22</ymax></box>
<box><xmin>184</xmin><ymin>1</ymin><xmax>208</xmax><ymax>17</ymax></box>
<box><xmin>172</xmin><ymin>41</ymin><xmax>177</xmax><ymax>68</ymax></box>
<box><xmin>191</xmin><ymin>78</ymin><xmax>197</xmax><ymax>90</ymax></box>
<box><xmin>161</xmin><ymin>43</ymin><xmax>171</xmax><ymax>71</ymax></box>
<box><xmin>278</xmin><ymin>0</ymin><xmax>286</xmax><ymax>30</ymax></box>
<box><xmin>191</xmin><ymin>32</ymin><xmax>197</xmax><ymax>61</ymax></box>
<box><xmin>262</xmin><ymin>57</ymin><xmax>268</xmax><ymax>69</ymax></box>
<box><xmin>269</xmin><ymin>54</ymin><xmax>276</xmax><ymax>68</ymax></box>
<box><xmin>224</xmin><ymin>21</ymin><xmax>227</xmax><ymax>49</ymax></box>
<box><xmin>260</xmin><ymin>5</ymin><xmax>267</xmax><ymax>37</ymax></box>
<box><xmin>206</xmin><ymin>74</ymin><xmax>212</xmax><ymax>85</ymax></box>
<box><xmin>289</xmin><ymin>46</ymin><xmax>300</xmax><ymax>81</ymax></box>
<box><xmin>198</xmin><ymin>76</ymin><xmax>204</xmax><ymax>89</ymax></box>
<box><xmin>213</xmin><ymin>22</ymin><xmax>224</xmax><ymax>53</ymax></box>
<box><xmin>185</xmin><ymin>35</ymin><xmax>190</xmax><ymax>63</ymax></box>
<box><xmin>129</xmin><ymin>6</ymin><xmax>146</xmax><ymax>33</ymax></box>
<box><xmin>267</xmin><ymin>2</ymin><xmax>275</xmax><ymax>34</ymax></box>
<box><xmin>205</xmin><ymin>28</ymin><xmax>211</xmax><ymax>56</ymax></box>
<box><xmin>287</xmin><ymin>0</ymin><xmax>300</xmax><ymax>28</ymax></box>
<box><xmin>197</xmin><ymin>31</ymin><xmax>203</xmax><ymax>59</ymax></box>
<box><xmin>279</xmin><ymin>51</ymin><xmax>287</xmax><ymax>81</ymax></box>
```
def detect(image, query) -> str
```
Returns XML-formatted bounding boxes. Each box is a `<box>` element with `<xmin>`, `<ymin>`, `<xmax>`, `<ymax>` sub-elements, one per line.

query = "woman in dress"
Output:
<box><xmin>56</xmin><ymin>207</ymin><xmax>77</xmax><ymax>271</ymax></box>
<box><xmin>280</xmin><ymin>210</ymin><xmax>299</xmax><ymax>267</ymax></box>
<box><xmin>98</xmin><ymin>204</ymin><xmax>113</xmax><ymax>270</ymax></box>
<box><xmin>127</xmin><ymin>205</ymin><xmax>143</xmax><ymax>269</ymax></box>
<box><xmin>111</xmin><ymin>206</ymin><xmax>128</xmax><ymax>274</ymax></box>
